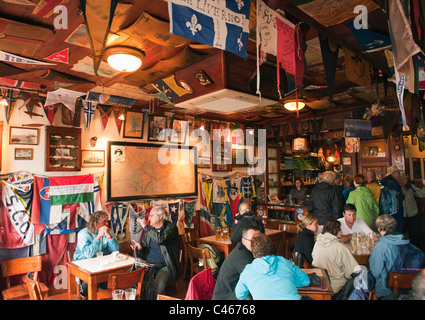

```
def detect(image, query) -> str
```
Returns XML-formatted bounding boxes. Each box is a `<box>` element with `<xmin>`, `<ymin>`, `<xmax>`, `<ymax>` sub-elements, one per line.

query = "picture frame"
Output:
<box><xmin>342</xmin><ymin>157</ymin><xmax>351</xmax><ymax>166</ymax></box>
<box><xmin>82</xmin><ymin>150</ymin><xmax>105</xmax><ymax>167</ymax></box>
<box><xmin>9</xmin><ymin>126</ymin><xmax>39</xmax><ymax>145</ymax></box>
<box><xmin>123</xmin><ymin>110</ymin><xmax>144</xmax><ymax>139</ymax></box>
<box><xmin>147</xmin><ymin>114</ymin><xmax>167</xmax><ymax>142</ymax></box>
<box><xmin>170</xmin><ymin>118</ymin><xmax>189</xmax><ymax>144</ymax></box>
<box><xmin>14</xmin><ymin>148</ymin><xmax>33</xmax><ymax>160</ymax></box>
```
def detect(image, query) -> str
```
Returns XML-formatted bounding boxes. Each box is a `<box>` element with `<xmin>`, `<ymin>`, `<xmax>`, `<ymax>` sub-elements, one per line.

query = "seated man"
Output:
<box><xmin>338</xmin><ymin>203</ymin><xmax>373</xmax><ymax>243</ymax></box>
<box><xmin>74</xmin><ymin>210</ymin><xmax>120</xmax><ymax>296</ymax></box>
<box><xmin>212</xmin><ymin>226</ymin><xmax>261</xmax><ymax>300</ymax></box>
<box><xmin>230</xmin><ymin>202</ymin><xmax>265</xmax><ymax>244</ymax></box>
<box><xmin>235</xmin><ymin>233</ymin><xmax>310</xmax><ymax>300</ymax></box>
<box><xmin>131</xmin><ymin>206</ymin><xmax>181</xmax><ymax>298</ymax></box>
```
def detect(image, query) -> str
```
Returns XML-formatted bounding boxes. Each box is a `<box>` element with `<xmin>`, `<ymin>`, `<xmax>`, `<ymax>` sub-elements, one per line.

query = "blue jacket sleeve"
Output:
<box><xmin>235</xmin><ymin>271</ymin><xmax>250</xmax><ymax>300</ymax></box>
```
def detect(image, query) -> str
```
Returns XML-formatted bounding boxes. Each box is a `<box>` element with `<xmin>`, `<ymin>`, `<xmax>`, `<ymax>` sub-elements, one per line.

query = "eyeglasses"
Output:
<box><xmin>242</xmin><ymin>238</ymin><xmax>251</xmax><ymax>242</ymax></box>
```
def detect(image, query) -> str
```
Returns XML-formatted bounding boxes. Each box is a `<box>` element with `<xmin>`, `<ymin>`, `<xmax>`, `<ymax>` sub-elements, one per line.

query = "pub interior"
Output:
<box><xmin>1</xmin><ymin>0</ymin><xmax>425</xmax><ymax>302</ymax></box>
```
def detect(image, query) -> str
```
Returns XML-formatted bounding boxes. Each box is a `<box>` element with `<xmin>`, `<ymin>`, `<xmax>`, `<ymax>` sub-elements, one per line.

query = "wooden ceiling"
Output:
<box><xmin>0</xmin><ymin>0</ymin><xmax>401</xmax><ymax>126</ymax></box>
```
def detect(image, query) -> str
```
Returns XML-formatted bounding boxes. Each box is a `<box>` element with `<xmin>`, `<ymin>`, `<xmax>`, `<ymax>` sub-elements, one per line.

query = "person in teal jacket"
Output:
<box><xmin>235</xmin><ymin>233</ymin><xmax>310</xmax><ymax>300</ymax></box>
<box><xmin>369</xmin><ymin>214</ymin><xmax>410</xmax><ymax>298</ymax></box>
<box><xmin>74</xmin><ymin>210</ymin><xmax>120</xmax><ymax>261</ymax></box>
<box><xmin>346</xmin><ymin>174</ymin><xmax>379</xmax><ymax>230</ymax></box>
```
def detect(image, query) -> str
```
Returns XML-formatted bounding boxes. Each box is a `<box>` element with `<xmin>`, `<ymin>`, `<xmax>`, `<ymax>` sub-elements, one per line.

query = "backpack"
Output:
<box><xmin>390</xmin><ymin>243</ymin><xmax>425</xmax><ymax>273</ymax></box>
<box><xmin>198</xmin><ymin>244</ymin><xmax>224</xmax><ymax>270</ymax></box>
<box><xmin>378</xmin><ymin>181</ymin><xmax>399</xmax><ymax>216</ymax></box>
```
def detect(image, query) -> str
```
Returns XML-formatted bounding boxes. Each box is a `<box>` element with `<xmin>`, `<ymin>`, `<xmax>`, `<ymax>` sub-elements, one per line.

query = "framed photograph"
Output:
<box><xmin>9</xmin><ymin>126</ymin><xmax>39</xmax><ymax>145</ymax></box>
<box><xmin>14</xmin><ymin>148</ymin><xmax>33</xmax><ymax>160</ymax></box>
<box><xmin>147</xmin><ymin>114</ymin><xmax>167</xmax><ymax>142</ymax></box>
<box><xmin>82</xmin><ymin>150</ymin><xmax>105</xmax><ymax>167</ymax></box>
<box><xmin>342</xmin><ymin>157</ymin><xmax>352</xmax><ymax>166</ymax></box>
<box><xmin>170</xmin><ymin>119</ymin><xmax>189</xmax><ymax>144</ymax></box>
<box><xmin>123</xmin><ymin>111</ymin><xmax>144</xmax><ymax>139</ymax></box>
<box><xmin>413</xmin><ymin>157</ymin><xmax>422</xmax><ymax>180</ymax></box>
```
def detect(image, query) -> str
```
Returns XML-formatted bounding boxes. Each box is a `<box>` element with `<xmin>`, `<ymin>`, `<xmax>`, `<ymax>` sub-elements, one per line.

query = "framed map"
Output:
<box><xmin>107</xmin><ymin>141</ymin><xmax>197</xmax><ymax>201</ymax></box>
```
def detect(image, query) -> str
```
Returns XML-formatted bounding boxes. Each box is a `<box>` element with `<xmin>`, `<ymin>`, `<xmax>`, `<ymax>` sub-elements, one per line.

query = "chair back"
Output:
<box><xmin>387</xmin><ymin>272</ymin><xmax>419</xmax><ymax>293</ymax></box>
<box><xmin>25</xmin><ymin>272</ymin><xmax>43</xmax><ymax>300</ymax></box>
<box><xmin>186</xmin><ymin>243</ymin><xmax>210</xmax><ymax>278</ymax></box>
<box><xmin>1</xmin><ymin>255</ymin><xmax>43</xmax><ymax>288</ymax></box>
<box><xmin>157</xmin><ymin>294</ymin><xmax>181</xmax><ymax>300</ymax></box>
<box><xmin>107</xmin><ymin>267</ymin><xmax>146</xmax><ymax>300</ymax></box>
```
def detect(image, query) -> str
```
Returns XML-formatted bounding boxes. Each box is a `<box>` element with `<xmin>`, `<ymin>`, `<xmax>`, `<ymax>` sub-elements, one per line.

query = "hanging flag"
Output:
<box><xmin>168</xmin><ymin>0</ymin><xmax>251</xmax><ymax>58</ymax></box>
<box><xmin>43</xmin><ymin>103</ymin><xmax>60</xmax><ymax>125</ymax></box>
<box><xmin>79</xmin><ymin>0</ymin><xmax>119</xmax><ymax>75</ymax></box>
<box><xmin>32</xmin><ymin>0</ymin><xmax>68</xmax><ymax>17</ymax></box>
<box><xmin>82</xmin><ymin>99</ymin><xmax>98</xmax><ymax>132</ymax></box>
<box><xmin>0</xmin><ymin>77</ymin><xmax>42</xmax><ymax>91</ymax></box>
<box><xmin>345</xmin><ymin>21</ymin><xmax>391</xmax><ymax>53</ymax></box>
<box><xmin>152</xmin><ymin>74</ymin><xmax>193</xmax><ymax>101</ymax></box>
<box><xmin>2</xmin><ymin>88</ymin><xmax>19</xmax><ymax>123</ymax></box>
<box><xmin>310</xmin><ymin>118</ymin><xmax>323</xmax><ymax>140</ymax></box>
<box><xmin>98</xmin><ymin>104</ymin><xmax>113</xmax><ymax>129</ymax></box>
<box><xmin>229</xmin><ymin>176</ymin><xmax>243</xmax><ymax>220</ymax></box>
<box><xmin>48</xmin><ymin>174</ymin><xmax>94</xmax><ymax>206</ymax></box>
<box><xmin>87</xmin><ymin>91</ymin><xmax>136</xmax><ymax>107</ymax></box>
<box><xmin>45</xmin><ymin>88</ymin><xmax>84</xmax><ymax>113</ymax></box>
<box><xmin>0</xmin><ymin>180</ymin><xmax>35</xmax><ymax>249</ymax></box>
<box><xmin>113</xmin><ymin>109</ymin><xmax>124</xmax><ymax>135</ymax></box>
<box><xmin>344</xmin><ymin>48</ymin><xmax>371</xmax><ymax>87</ymax></box>
<box><xmin>395</xmin><ymin>67</ymin><xmax>409</xmax><ymax>130</ymax></box>
<box><xmin>44</xmin><ymin>48</ymin><xmax>70</xmax><ymax>63</ymax></box>
<box><xmin>168</xmin><ymin>201</ymin><xmax>180</xmax><ymax>226</ymax></box>
<box><xmin>319</xmin><ymin>33</ymin><xmax>339</xmax><ymax>105</ymax></box>
<box><xmin>199</xmin><ymin>179</ymin><xmax>213</xmax><ymax>237</ymax></box>
<box><xmin>184</xmin><ymin>198</ymin><xmax>196</xmax><ymax>228</ymax></box>
<box><xmin>31</xmin><ymin>176</ymin><xmax>56</xmax><ymax>225</ymax></box>
<box><xmin>0</xmin><ymin>50</ymin><xmax>55</xmax><ymax>65</ymax></box>
<box><xmin>108</xmin><ymin>202</ymin><xmax>129</xmax><ymax>243</ymax></box>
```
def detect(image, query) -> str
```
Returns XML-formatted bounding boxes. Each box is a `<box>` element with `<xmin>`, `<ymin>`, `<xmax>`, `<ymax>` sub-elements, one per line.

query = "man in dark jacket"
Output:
<box><xmin>230</xmin><ymin>202</ymin><xmax>265</xmax><ymax>244</ymax></box>
<box><xmin>131</xmin><ymin>206</ymin><xmax>181</xmax><ymax>297</ymax></box>
<box><xmin>381</xmin><ymin>165</ymin><xmax>405</xmax><ymax>233</ymax></box>
<box><xmin>212</xmin><ymin>226</ymin><xmax>261</xmax><ymax>300</ymax></box>
<box><xmin>308</xmin><ymin>171</ymin><xmax>343</xmax><ymax>230</ymax></box>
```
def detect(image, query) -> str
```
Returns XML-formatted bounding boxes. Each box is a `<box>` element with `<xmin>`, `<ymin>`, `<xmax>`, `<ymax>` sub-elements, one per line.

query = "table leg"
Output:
<box><xmin>87</xmin><ymin>276</ymin><xmax>98</xmax><ymax>300</ymax></box>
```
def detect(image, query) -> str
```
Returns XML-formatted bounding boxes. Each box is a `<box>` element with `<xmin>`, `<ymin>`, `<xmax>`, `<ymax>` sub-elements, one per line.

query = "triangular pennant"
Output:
<box><xmin>113</xmin><ymin>109</ymin><xmax>124</xmax><ymax>135</ymax></box>
<box><xmin>43</xmin><ymin>103</ymin><xmax>60</xmax><ymax>125</ymax></box>
<box><xmin>45</xmin><ymin>88</ymin><xmax>84</xmax><ymax>113</ymax></box>
<box><xmin>82</xmin><ymin>100</ymin><xmax>98</xmax><ymax>132</ymax></box>
<box><xmin>319</xmin><ymin>33</ymin><xmax>339</xmax><ymax>105</ymax></box>
<box><xmin>79</xmin><ymin>0</ymin><xmax>119</xmax><ymax>75</ymax></box>
<box><xmin>44</xmin><ymin>48</ymin><xmax>70</xmax><ymax>63</ymax></box>
<box><xmin>310</xmin><ymin>118</ymin><xmax>323</xmax><ymax>140</ymax></box>
<box><xmin>98</xmin><ymin>104</ymin><xmax>113</xmax><ymax>129</ymax></box>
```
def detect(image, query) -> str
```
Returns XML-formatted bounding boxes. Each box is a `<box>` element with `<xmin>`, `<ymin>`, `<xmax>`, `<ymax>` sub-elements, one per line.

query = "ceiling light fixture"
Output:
<box><xmin>104</xmin><ymin>46</ymin><xmax>145</xmax><ymax>72</ymax></box>
<box><xmin>0</xmin><ymin>95</ymin><xmax>8</xmax><ymax>107</ymax></box>
<box><xmin>283</xmin><ymin>100</ymin><xmax>306</xmax><ymax>111</ymax></box>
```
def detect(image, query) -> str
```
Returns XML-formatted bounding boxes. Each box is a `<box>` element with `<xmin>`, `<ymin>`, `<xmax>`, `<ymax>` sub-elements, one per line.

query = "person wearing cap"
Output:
<box><xmin>380</xmin><ymin>165</ymin><xmax>405</xmax><ymax>233</ymax></box>
<box><xmin>398</xmin><ymin>172</ymin><xmax>425</xmax><ymax>247</ymax></box>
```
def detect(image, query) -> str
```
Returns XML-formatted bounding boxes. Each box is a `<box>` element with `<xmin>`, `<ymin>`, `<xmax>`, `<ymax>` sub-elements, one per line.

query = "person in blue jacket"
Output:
<box><xmin>369</xmin><ymin>214</ymin><xmax>410</xmax><ymax>298</ymax></box>
<box><xmin>235</xmin><ymin>233</ymin><xmax>310</xmax><ymax>300</ymax></box>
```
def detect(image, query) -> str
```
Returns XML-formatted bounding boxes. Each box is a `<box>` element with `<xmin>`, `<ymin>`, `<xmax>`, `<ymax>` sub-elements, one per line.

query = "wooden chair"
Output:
<box><xmin>1</xmin><ymin>255</ymin><xmax>49</xmax><ymax>300</ymax></box>
<box><xmin>387</xmin><ymin>272</ymin><xmax>419</xmax><ymax>293</ymax></box>
<box><xmin>186</xmin><ymin>243</ymin><xmax>210</xmax><ymax>278</ymax></box>
<box><xmin>97</xmin><ymin>267</ymin><xmax>146</xmax><ymax>300</ymax></box>
<box><xmin>157</xmin><ymin>294</ymin><xmax>181</xmax><ymax>300</ymax></box>
<box><xmin>181</xmin><ymin>230</ymin><xmax>199</xmax><ymax>278</ymax></box>
<box><xmin>279</xmin><ymin>223</ymin><xmax>298</xmax><ymax>258</ymax></box>
<box><xmin>26</xmin><ymin>272</ymin><xmax>80</xmax><ymax>300</ymax></box>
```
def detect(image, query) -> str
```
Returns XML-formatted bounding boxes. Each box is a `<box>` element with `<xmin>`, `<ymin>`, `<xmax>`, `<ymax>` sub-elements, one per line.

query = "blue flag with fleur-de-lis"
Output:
<box><xmin>168</xmin><ymin>0</ymin><xmax>251</xmax><ymax>58</ymax></box>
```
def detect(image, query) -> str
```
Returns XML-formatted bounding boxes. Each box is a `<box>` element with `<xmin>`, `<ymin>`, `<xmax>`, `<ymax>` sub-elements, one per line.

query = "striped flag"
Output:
<box><xmin>48</xmin><ymin>174</ymin><xmax>94</xmax><ymax>206</ymax></box>
<box><xmin>168</xmin><ymin>0</ymin><xmax>251</xmax><ymax>58</ymax></box>
<box><xmin>199</xmin><ymin>179</ymin><xmax>213</xmax><ymax>237</ymax></box>
<box><xmin>82</xmin><ymin>99</ymin><xmax>98</xmax><ymax>131</ymax></box>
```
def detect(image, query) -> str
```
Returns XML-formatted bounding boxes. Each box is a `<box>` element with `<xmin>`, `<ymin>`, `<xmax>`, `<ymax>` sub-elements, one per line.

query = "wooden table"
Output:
<box><xmin>198</xmin><ymin>229</ymin><xmax>284</xmax><ymax>258</ymax></box>
<box><xmin>298</xmin><ymin>268</ymin><xmax>333</xmax><ymax>300</ymax></box>
<box><xmin>67</xmin><ymin>254</ymin><xmax>135</xmax><ymax>300</ymax></box>
<box><xmin>343</xmin><ymin>243</ymin><xmax>371</xmax><ymax>265</ymax></box>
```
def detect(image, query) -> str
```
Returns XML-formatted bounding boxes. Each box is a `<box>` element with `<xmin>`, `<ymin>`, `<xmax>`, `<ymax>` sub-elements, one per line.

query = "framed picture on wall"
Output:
<box><xmin>14</xmin><ymin>148</ymin><xmax>33</xmax><ymax>160</ymax></box>
<box><xmin>170</xmin><ymin>118</ymin><xmax>188</xmax><ymax>144</ymax></box>
<box><xmin>147</xmin><ymin>114</ymin><xmax>167</xmax><ymax>142</ymax></box>
<box><xmin>412</xmin><ymin>158</ymin><xmax>422</xmax><ymax>180</ymax></box>
<box><xmin>123</xmin><ymin>111</ymin><xmax>144</xmax><ymax>139</ymax></box>
<box><xmin>82</xmin><ymin>150</ymin><xmax>105</xmax><ymax>167</ymax></box>
<box><xmin>9</xmin><ymin>126</ymin><xmax>39</xmax><ymax>145</ymax></box>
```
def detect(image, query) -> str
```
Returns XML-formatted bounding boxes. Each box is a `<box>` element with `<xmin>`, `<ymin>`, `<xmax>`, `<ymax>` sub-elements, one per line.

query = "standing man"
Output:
<box><xmin>212</xmin><ymin>226</ymin><xmax>261</xmax><ymax>300</ymax></box>
<box><xmin>338</xmin><ymin>203</ymin><xmax>373</xmax><ymax>243</ymax></box>
<box><xmin>381</xmin><ymin>165</ymin><xmax>405</xmax><ymax>233</ymax></box>
<box><xmin>131</xmin><ymin>206</ymin><xmax>181</xmax><ymax>298</ymax></box>
<box><xmin>308</xmin><ymin>171</ymin><xmax>343</xmax><ymax>232</ymax></box>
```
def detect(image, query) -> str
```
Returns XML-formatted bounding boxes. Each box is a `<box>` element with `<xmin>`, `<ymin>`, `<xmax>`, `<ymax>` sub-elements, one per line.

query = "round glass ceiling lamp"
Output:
<box><xmin>283</xmin><ymin>100</ymin><xmax>306</xmax><ymax>111</ymax></box>
<box><xmin>105</xmin><ymin>46</ymin><xmax>145</xmax><ymax>72</ymax></box>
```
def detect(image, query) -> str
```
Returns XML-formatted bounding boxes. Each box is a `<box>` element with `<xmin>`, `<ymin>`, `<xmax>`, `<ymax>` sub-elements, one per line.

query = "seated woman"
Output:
<box><xmin>312</xmin><ymin>219</ymin><xmax>360</xmax><ymax>294</ymax></box>
<box><xmin>288</xmin><ymin>178</ymin><xmax>306</xmax><ymax>205</ymax></box>
<box><xmin>369</xmin><ymin>214</ymin><xmax>410</xmax><ymax>298</ymax></box>
<box><xmin>293</xmin><ymin>214</ymin><xmax>318</xmax><ymax>267</ymax></box>
<box><xmin>235</xmin><ymin>233</ymin><xmax>310</xmax><ymax>300</ymax></box>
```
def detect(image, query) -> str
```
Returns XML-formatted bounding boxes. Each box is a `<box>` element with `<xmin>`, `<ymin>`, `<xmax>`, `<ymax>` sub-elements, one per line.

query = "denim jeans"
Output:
<box><xmin>154</xmin><ymin>265</ymin><xmax>171</xmax><ymax>295</ymax></box>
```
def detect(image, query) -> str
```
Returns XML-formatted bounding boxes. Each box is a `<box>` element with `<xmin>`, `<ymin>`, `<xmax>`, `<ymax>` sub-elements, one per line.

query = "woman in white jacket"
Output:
<box><xmin>312</xmin><ymin>219</ymin><xmax>360</xmax><ymax>294</ymax></box>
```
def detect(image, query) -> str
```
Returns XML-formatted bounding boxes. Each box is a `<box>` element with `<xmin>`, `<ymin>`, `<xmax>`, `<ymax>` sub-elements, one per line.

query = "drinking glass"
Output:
<box><xmin>215</xmin><ymin>227</ymin><xmax>222</xmax><ymax>240</ymax></box>
<box><xmin>96</xmin><ymin>252</ymin><xmax>103</xmax><ymax>258</ymax></box>
<box><xmin>222</xmin><ymin>227</ymin><xmax>229</xmax><ymax>241</ymax></box>
<box><xmin>112</xmin><ymin>289</ymin><xmax>124</xmax><ymax>300</ymax></box>
<box><xmin>125</xmin><ymin>288</ymin><xmax>137</xmax><ymax>300</ymax></box>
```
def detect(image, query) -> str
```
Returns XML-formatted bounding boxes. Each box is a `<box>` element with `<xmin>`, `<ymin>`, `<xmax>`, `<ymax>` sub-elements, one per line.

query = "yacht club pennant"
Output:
<box><xmin>82</xmin><ymin>100</ymin><xmax>98</xmax><ymax>132</ymax></box>
<box><xmin>43</xmin><ymin>103</ymin><xmax>60</xmax><ymax>125</ymax></box>
<box><xmin>98</xmin><ymin>104</ymin><xmax>113</xmax><ymax>129</ymax></box>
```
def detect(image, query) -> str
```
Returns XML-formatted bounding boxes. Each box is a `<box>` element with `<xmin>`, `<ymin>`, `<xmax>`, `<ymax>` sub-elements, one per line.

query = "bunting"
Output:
<box><xmin>79</xmin><ymin>0</ymin><xmax>119</xmax><ymax>75</ymax></box>
<box><xmin>43</xmin><ymin>103</ymin><xmax>60</xmax><ymax>125</ymax></box>
<box><xmin>319</xmin><ymin>33</ymin><xmax>339</xmax><ymax>105</ymax></box>
<box><xmin>107</xmin><ymin>202</ymin><xmax>129</xmax><ymax>243</ymax></box>
<box><xmin>199</xmin><ymin>178</ymin><xmax>213</xmax><ymax>237</ymax></box>
<box><xmin>98</xmin><ymin>104</ymin><xmax>113</xmax><ymax>129</ymax></box>
<box><xmin>152</xmin><ymin>75</ymin><xmax>193</xmax><ymax>101</ymax></box>
<box><xmin>44</xmin><ymin>48</ymin><xmax>70</xmax><ymax>64</ymax></box>
<box><xmin>168</xmin><ymin>0</ymin><xmax>251</xmax><ymax>58</ymax></box>
<box><xmin>45</xmin><ymin>88</ymin><xmax>85</xmax><ymax>113</ymax></box>
<box><xmin>184</xmin><ymin>199</ymin><xmax>196</xmax><ymax>228</ymax></box>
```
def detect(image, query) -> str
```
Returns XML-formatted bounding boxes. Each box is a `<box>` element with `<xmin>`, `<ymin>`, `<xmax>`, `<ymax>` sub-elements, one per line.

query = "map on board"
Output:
<box><xmin>108</xmin><ymin>142</ymin><xmax>197</xmax><ymax>201</ymax></box>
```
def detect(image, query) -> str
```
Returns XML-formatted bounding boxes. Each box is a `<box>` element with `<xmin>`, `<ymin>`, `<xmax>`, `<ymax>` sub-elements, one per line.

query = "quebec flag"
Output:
<box><xmin>169</xmin><ymin>0</ymin><xmax>251</xmax><ymax>58</ymax></box>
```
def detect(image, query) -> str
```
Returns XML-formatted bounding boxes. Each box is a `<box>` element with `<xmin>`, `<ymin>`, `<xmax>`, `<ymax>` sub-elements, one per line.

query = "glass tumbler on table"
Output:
<box><xmin>125</xmin><ymin>288</ymin><xmax>137</xmax><ymax>300</ymax></box>
<box><xmin>112</xmin><ymin>289</ymin><xmax>124</xmax><ymax>300</ymax></box>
